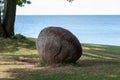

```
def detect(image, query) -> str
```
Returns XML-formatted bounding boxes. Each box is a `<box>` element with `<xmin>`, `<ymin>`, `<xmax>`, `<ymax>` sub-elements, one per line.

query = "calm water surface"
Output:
<box><xmin>15</xmin><ymin>15</ymin><xmax>120</xmax><ymax>46</ymax></box>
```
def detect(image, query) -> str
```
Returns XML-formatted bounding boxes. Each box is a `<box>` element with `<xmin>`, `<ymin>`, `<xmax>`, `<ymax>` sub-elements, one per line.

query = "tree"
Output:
<box><xmin>0</xmin><ymin>0</ymin><xmax>31</xmax><ymax>38</ymax></box>
<box><xmin>0</xmin><ymin>0</ymin><xmax>17</xmax><ymax>37</ymax></box>
<box><xmin>0</xmin><ymin>0</ymin><xmax>74</xmax><ymax>38</ymax></box>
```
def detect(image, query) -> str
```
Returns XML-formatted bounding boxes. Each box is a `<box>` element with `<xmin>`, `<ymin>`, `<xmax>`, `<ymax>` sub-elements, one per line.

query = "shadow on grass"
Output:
<box><xmin>1</xmin><ymin>59</ymin><xmax>120</xmax><ymax>80</ymax></box>
<box><xmin>1</xmin><ymin>54</ymin><xmax>39</xmax><ymax>64</ymax></box>
<box><xmin>79</xmin><ymin>59</ymin><xmax>120</xmax><ymax>67</ymax></box>
<box><xmin>0</xmin><ymin>38</ymin><xmax>36</xmax><ymax>53</ymax></box>
<box><xmin>1</xmin><ymin>68</ymin><xmax>72</xmax><ymax>80</ymax></box>
<box><xmin>79</xmin><ymin>43</ymin><xmax>120</xmax><ymax>67</ymax></box>
<box><xmin>0</xmin><ymin>38</ymin><xmax>38</xmax><ymax>64</ymax></box>
<box><xmin>0</xmin><ymin>43</ymin><xmax>120</xmax><ymax>80</ymax></box>
<box><xmin>82</xmin><ymin>43</ymin><xmax>120</xmax><ymax>60</ymax></box>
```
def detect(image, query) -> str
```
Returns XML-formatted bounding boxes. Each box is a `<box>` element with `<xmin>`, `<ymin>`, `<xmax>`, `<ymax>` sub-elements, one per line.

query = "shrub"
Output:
<box><xmin>11</xmin><ymin>34</ymin><xmax>26</xmax><ymax>39</ymax></box>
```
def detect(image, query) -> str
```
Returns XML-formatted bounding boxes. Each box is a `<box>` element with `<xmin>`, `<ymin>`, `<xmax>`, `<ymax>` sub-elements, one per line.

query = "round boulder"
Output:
<box><xmin>36</xmin><ymin>26</ymin><xmax>82</xmax><ymax>64</ymax></box>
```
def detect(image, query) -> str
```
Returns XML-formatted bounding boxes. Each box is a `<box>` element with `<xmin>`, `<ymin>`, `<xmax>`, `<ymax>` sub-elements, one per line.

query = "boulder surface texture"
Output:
<box><xmin>36</xmin><ymin>26</ymin><xmax>82</xmax><ymax>64</ymax></box>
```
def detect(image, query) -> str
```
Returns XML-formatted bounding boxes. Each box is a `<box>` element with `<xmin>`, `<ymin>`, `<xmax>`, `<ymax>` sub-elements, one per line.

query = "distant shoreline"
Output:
<box><xmin>16</xmin><ymin>14</ymin><xmax>120</xmax><ymax>16</ymax></box>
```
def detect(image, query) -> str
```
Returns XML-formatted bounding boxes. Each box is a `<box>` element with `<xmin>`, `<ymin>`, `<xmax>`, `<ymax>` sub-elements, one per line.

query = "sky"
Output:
<box><xmin>16</xmin><ymin>0</ymin><xmax>120</xmax><ymax>15</ymax></box>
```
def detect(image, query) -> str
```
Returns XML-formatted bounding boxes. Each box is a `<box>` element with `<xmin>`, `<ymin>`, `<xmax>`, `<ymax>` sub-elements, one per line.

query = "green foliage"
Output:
<box><xmin>17</xmin><ymin>0</ymin><xmax>31</xmax><ymax>7</ymax></box>
<box><xmin>11</xmin><ymin>34</ymin><xmax>26</xmax><ymax>39</ymax></box>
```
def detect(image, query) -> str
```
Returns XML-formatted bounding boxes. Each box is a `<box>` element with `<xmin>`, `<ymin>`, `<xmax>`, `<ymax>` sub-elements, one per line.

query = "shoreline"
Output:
<box><xmin>1</xmin><ymin>36</ymin><xmax>119</xmax><ymax>47</ymax></box>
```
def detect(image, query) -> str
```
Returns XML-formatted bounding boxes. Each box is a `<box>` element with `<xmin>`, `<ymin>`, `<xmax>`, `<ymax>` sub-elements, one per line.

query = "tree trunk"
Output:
<box><xmin>0</xmin><ymin>23</ymin><xmax>3</xmax><ymax>37</ymax></box>
<box><xmin>0</xmin><ymin>0</ymin><xmax>17</xmax><ymax>38</ymax></box>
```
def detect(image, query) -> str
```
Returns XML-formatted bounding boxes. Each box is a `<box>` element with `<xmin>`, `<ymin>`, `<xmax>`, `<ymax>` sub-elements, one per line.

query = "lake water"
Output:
<box><xmin>15</xmin><ymin>15</ymin><xmax>120</xmax><ymax>46</ymax></box>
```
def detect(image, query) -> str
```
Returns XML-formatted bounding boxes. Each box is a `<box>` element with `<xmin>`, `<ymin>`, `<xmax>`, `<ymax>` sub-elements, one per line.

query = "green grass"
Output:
<box><xmin>0</xmin><ymin>38</ymin><xmax>120</xmax><ymax>80</ymax></box>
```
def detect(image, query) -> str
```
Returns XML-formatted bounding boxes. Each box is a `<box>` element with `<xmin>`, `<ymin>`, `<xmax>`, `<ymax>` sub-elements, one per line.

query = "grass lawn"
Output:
<box><xmin>0</xmin><ymin>38</ymin><xmax>120</xmax><ymax>80</ymax></box>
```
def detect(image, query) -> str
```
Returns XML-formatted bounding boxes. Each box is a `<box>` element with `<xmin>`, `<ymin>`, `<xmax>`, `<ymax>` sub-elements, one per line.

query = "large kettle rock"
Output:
<box><xmin>36</xmin><ymin>26</ymin><xmax>82</xmax><ymax>64</ymax></box>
